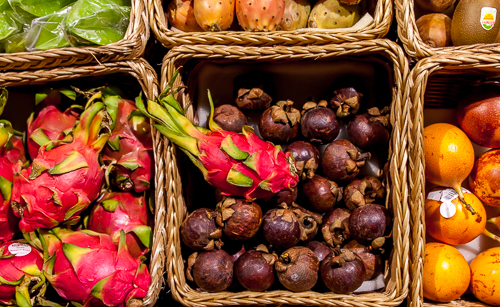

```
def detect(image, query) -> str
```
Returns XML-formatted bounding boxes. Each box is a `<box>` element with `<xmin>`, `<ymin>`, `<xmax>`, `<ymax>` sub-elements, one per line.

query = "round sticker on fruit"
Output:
<box><xmin>481</xmin><ymin>7</ymin><xmax>497</xmax><ymax>30</ymax></box>
<box><xmin>8</xmin><ymin>242</ymin><xmax>32</xmax><ymax>257</ymax></box>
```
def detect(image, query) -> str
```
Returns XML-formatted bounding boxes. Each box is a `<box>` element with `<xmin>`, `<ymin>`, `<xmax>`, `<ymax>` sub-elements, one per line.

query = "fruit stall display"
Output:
<box><xmin>149</xmin><ymin>0</ymin><xmax>391</xmax><ymax>47</ymax></box>
<box><xmin>395</xmin><ymin>0</ymin><xmax>500</xmax><ymax>59</ymax></box>
<box><xmin>152</xmin><ymin>40</ymin><xmax>410</xmax><ymax>306</ymax></box>
<box><xmin>408</xmin><ymin>53</ymin><xmax>500</xmax><ymax>307</ymax></box>
<box><xmin>0</xmin><ymin>60</ymin><xmax>167</xmax><ymax>306</ymax></box>
<box><xmin>0</xmin><ymin>0</ymin><xmax>148</xmax><ymax>71</ymax></box>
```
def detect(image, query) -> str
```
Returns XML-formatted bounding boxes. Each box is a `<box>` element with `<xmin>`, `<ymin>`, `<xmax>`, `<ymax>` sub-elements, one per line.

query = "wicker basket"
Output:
<box><xmin>150</xmin><ymin>0</ymin><xmax>392</xmax><ymax>48</ymax></box>
<box><xmin>408</xmin><ymin>52</ymin><xmax>500</xmax><ymax>307</ymax></box>
<box><xmin>0</xmin><ymin>0</ymin><xmax>149</xmax><ymax>72</ymax></box>
<box><xmin>395</xmin><ymin>0</ymin><xmax>500</xmax><ymax>60</ymax></box>
<box><xmin>160</xmin><ymin>39</ymin><xmax>410</xmax><ymax>306</ymax></box>
<box><xmin>0</xmin><ymin>59</ymin><xmax>165</xmax><ymax>306</ymax></box>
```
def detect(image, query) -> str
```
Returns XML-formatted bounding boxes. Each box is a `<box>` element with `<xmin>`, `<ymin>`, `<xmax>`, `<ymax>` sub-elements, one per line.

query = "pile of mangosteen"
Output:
<box><xmin>182</xmin><ymin>75</ymin><xmax>393</xmax><ymax>294</ymax></box>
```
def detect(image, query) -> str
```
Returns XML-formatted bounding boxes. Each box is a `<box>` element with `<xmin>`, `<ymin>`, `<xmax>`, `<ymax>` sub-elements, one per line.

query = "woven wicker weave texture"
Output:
<box><xmin>395</xmin><ymin>0</ymin><xmax>500</xmax><ymax>60</ymax></box>
<box><xmin>0</xmin><ymin>59</ymin><xmax>164</xmax><ymax>307</ymax></box>
<box><xmin>0</xmin><ymin>0</ymin><xmax>149</xmax><ymax>72</ymax></box>
<box><xmin>150</xmin><ymin>0</ymin><xmax>392</xmax><ymax>48</ymax></box>
<box><xmin>407</xmin><ymin>52</ymin><xmax>500</xmax><ymax>307</ymax></box>
<box><xmin>159</xmin><ymin>39</ymin><xmax>411</xmax><ymax>307</ymax></box>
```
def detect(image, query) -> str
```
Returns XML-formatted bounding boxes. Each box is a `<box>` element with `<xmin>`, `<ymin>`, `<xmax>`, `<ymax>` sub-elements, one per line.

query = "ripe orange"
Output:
<box><xmin>425</xmin><ymin>187</ymin><xmax>487</xmax><ymax>245</ymax></box>
<box><xmin>470</xmin><ymin>247</ymin><xmax>500</xmax><ymax>305</ymax></box>
<box><xmin>423</xmin><ymin>242</ymin><xmax>471</xmax><ymax>302</ymax></box>
<box><xmin>424</xmin><ymin>123</ymin><xmax>475</xmax><ymax>206</ymax></box>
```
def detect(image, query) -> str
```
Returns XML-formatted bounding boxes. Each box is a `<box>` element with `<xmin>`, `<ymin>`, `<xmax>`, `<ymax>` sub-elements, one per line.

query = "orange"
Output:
<box><xmin>425</xmin><ymin>187</ymin><xmax>487</xmax><ymax>245</ymax></box>
<box><xmin>423</xmin><ymin>242</ymin><xmax>471</xmax><ymax>302</ymax></box>
<box><xmin>470</xmin><ymin>247</ymin><xmax>500</xmax><ymax>305</ymax></box>
<box><xmin>424</xmin><ymin>123</ymin><xmax>475</xmax><ymax>204</ymax></box>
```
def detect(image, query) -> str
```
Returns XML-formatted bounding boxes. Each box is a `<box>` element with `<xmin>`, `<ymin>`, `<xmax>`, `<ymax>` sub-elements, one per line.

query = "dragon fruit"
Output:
<box><xmin>87</xmin><ymin>191</ymin><xmax>153</xmax><ymax>258</ymax></box>
<box><xmin>38</xmin><ymin>228</ymin><xmax>150</xmax><ymax>306</ymax></box>
<box><xmin>101</xmin><ymin>92</ymin><xmax>154</xmax><ymax>193</ymax></box>
<box><xmin>26</xmin><ymin>90</ymin><xmax>79</xmax><ymax>158</ymax></box>
<box><xmin>11</xmin><ymin>100</ymin><xmax>110</xmax><ymax>233</ymax></box>
<box><xmin>236</xmin><ymin>0</ymin><xmax>285</xmax><ymax>31</ymax></box>
<box><xmin>0</xmin><ymin>240</ymin><xmax>45</xmax><ymax>306</ymax></box>
<box><xmin>137</xmin><ymin>71</ymin><xmax>299</xmax><ymax>200</ymax></box>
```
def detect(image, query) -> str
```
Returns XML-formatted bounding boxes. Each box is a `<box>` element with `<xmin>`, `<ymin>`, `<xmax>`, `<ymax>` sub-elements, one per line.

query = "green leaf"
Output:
<box><xmin>65</xmin><ymin>0</ymin><xmax>130</xmax><ymax>46</ymax></box>
<box><xmin>0</xmin><ymin>175</ymin><xmax>12</xmax><ymax>202</ymax></box>
<box><xmin>9</xmin><ymin>0</ymin><xmax>77</xmax><ymax>20</ymax></box>
<box><xmin>0</xmin><ymin>8</ymin><xmax>23</xmax><ymax>43</ymax></box>
<box><xmin>107</xmin><ymin>135</ymin><xmax>120</xmax><ymax>151</ymax></box>
<box><xmin>26</xmin><ymin>7</ymin><xmax>72</xmax><ymax>51</ymax></box>
<box><xmin>226</xmin><ymin>168</ymin><xmax>253</xmax><ymax>187</ymax></box>
<box><xmin>220</xmin><ymin>135</ymin><xmax>249</xmax><ymax>160</ymax></box>
<box><xmin>59</xmin><ymin>88</ymin><xmax>76</xmax><ymax>101</ymax></box>
<box><xmin>48</xmin><ymin>151</ymin><xmax>89</xmax><ymax>175</ymax></box>
<box><xmin>0</xmin><ymin>88</ymin><xmax>7</xmax><ymax>117</ymax></box>
<box><xmin>129</xmin><ymin>225</ymin><xmax>152</xmax><ymax>249</ymax></box>
<box><xmin>4</xmin><ymin>31</ymin><xmax>27</xmax><ymax>53</ymax></box>
<box><xmin>29</xmin><ymin>128</ymin><xmax>51</xmax><ymax>147</ymax></box>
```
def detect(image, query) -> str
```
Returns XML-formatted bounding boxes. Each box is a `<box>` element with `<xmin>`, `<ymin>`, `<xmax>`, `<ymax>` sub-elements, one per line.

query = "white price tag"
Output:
<box><xmin>427</xmin><ymin>187</ymin><xmax>470</xmax><ymax>219</ymax></box>
<box><xmin>440</xmin><ymin>202</ymin><xmax>457</xmax><ymax>219</ymax></box>
<box><xmin>8</xmin><ymin>243</ymin><xmax>31</xmax><ymax>257</ymax></box>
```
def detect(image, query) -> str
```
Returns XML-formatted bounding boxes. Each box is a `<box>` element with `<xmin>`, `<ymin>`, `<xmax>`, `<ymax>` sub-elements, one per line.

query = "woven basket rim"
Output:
<box><xmin>159</xmin><ymin>39</ymin><xmax>411</xmax><ymax>307</ymax></box>
<box><xmin>0</xmin><ymin>0</ymin><xmax>149</xmax><ymax>72</ymax></box>
<box><xmin>149</xmin><ymin>0</ymin><xmax>392</xmax><ymax>48</ymax></box>
<box><xmin>406</xmin><ymin>52</ymin><xmax>500</xmax><ymax>307</ymax></box>
<box><xmin>0</xmin><ymin>59</ymin><xmax>163</xmax><ymax>307</ymax></box>
<box><xmin>395</xmin><ymin>0</ymin><xmax>500</xmax><ymax>60</ymax></box>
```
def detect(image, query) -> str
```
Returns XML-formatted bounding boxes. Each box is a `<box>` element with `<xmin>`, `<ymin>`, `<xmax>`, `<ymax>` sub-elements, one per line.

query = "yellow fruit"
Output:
<box><xmin>425</xmin><ymin>187</ymin><xmax>487</xmax><ymax>245</ymax></box>
<box><xmin>424</xmin><ymin>123</ymin><xmax>475</xmax><ymax>210</ymax></box>
<box><xmin>423</xmin><ymin>243</ymin><xmax>471</xmax><ymax>302</ymax></box>
<box><xmin>470</xmin><ymin>247</ymin><xmax>500</xmax><ymax>305</ymax></box>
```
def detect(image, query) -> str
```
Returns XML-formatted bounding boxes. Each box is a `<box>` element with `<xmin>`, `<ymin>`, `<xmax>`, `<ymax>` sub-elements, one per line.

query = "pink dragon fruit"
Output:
<box><xmin>101</xmin><ymin>92</ymin><xmax>153</xmax><ymax>193</ymax></box>
<box><xmin>87</xmin><ymin>191</ymin><xmax>153</xmax><ymax>258</ymax></box>
<box><xmin>137</xmin><ymin>71</ymin><xmax>299</xmax><ymax>200</ymax></box>
<box><xmin>26</xmin><ymin>89</ymin><xmax>79</xmax><ymax>159</ymax></box>
<box><xmin>11</xmin><ymin>101</ymin><xmax>110</xmax><ymax>233</ymax></box>
<box><xmin>38</xmin><ymin>228</ymin><xmax>150</xmax><ymax>306</ymax></box>
<box><xmin>0</xmin><ymin>240</ymin><xmax>45</xmax><ymax>305</ymax></box>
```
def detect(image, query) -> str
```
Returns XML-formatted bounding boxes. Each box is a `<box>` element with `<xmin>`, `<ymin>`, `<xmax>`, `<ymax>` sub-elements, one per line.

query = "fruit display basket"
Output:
<box><xmin>395</xmin><ymin>0</ymin><xmax>500</xmax><ymax>60</ymax></box>
<box><xmin>0</xmin><ymin>59</ymin><xmax>166</xmax><ymax>306</ymax></box>
<box><xmin>0</xmin><ymin>0</ymin><xmax>148</xmax><ymax>71</ymax></box>
<box><xmin>159</xmin><ymin>39</ymin><xmax>410</xmax><ymax>306</ymax></box>
<box><xmin>150</xmin><ymin>0</ymin><xmax>392</xmax><ymax>48</ymax></box>
<box><xmin>408</xmin><ymin>52</ymin><xmax>500</xmax><ymax>307</ymax></box>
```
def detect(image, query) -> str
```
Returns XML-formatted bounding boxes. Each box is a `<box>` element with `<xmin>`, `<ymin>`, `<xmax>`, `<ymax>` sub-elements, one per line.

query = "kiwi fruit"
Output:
<box><xmin>451</xmin><ymin>0</ymin><xmax>500</xmax><ymax>46</ymax></box>
<box><xmin>417</xmin><ymin>13</ymin><xmax>452</xmax><ymax>47</ymax></box>
<box><xmin>415</xmin><ymin>0</ymin><xmax>454</xmax><ymax>13</ymax></box>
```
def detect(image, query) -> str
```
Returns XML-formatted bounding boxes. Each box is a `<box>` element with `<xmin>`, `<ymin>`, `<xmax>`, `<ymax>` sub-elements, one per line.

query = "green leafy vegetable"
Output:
<box><xmin>8</xmin><ymin>0</ymin><xmax>76</xmax><ymax>21</ymax></box>
<box><xmin>25</xmin><ymin>6</ymin><xmax>71</xmax><ymax>51</ymax></box>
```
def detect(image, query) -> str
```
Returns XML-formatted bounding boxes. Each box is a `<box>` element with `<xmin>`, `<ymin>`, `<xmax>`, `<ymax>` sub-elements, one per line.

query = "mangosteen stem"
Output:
<box><xmin>358</xmin><ymin>152</ymin><xmax>372</xmax><ymax>162</ymax></box>
<box><xmin>371</xmin><ymin>237</ymin><xmax>386</xmax><ymax>250</ymax></box>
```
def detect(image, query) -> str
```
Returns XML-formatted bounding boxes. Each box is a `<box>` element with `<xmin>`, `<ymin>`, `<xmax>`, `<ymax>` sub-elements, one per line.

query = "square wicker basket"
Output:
<box><xmin>408</xmin><ymin>52</ymin><xmax>500</xmax><ymax>307</ymax></box>
<box><xmin>150</xmin><ymin>0</ymin><xmax>392</xmax><ymax>48</ymax></box>
<box><xmin>160</xmin><ymin>39</ymin><xmax>410</xmax><ymax>306</ymax></box>
<box><xmin>0</xmin><ymin>0</ymin><xmax>149</xmax><ymax>71</ymax></box>
<box><xmin>0</xmin><ymin>59</ymin><xmax>165</xmax><ymax>306</ymax></box>
<box><xmin>395</xmin><ymin>0</ymin><xmax>500</xmax><ymax>60</ymax></box>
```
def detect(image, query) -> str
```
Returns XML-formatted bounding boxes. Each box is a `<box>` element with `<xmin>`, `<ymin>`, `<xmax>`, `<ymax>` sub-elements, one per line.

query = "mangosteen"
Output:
<box><xmin>301</xmin><ymin>100</ymin><xmax>340</xmax><ymax>144</ymax></box>
<box><xmin>216</xmin><ymin>197</ymin><xmax>262</xmax><ymax>241</ymax></box>
<box><xmin>292</xmin><ymin>203</ymin><xmax>323</xmax><ymax>243</ymax></box>
<box><xmin>303</xmin><ymin>175</ymin><xmax>342</xmax><ymax>212</ymax></box>
<box><xmin>329</xmin><ymin>87</ymin><xmax>362</xmax><ymax>118</ymax></box>
<box><xmin>272</xmin><ymin>187</ymin><xmax>299</xmax><ymax>206</ymax></box>
<box><xmin>213</xmin><ymin>104</ymin><xmax>248</xmax><ymax>133</ymax></box>
<box><xmin>321</xmin><ymin>139</ymin><xmax>371</xmax><ymax>183</ymax></box>
<box><xmin>259</xmin><ymin>100</ymin><xmax>301</xmax><ymax>143</ymax></box>
<box><xmin>227</xmin><ymin>244</ymin><xmax>246</xmax><ymax>291</ymax></box>
<box><xmin>186</xmin><ymin>249</ymin><xmax>233</xmax><ymax>292</ymax></box>
<box><xmin>234</xmin><ymin>245</ymin><xmax>277</xmax><ymax>292</ymax></box>
<box><xmin>262</xmin><ymin>203</ymin><xmax>301</xmax><ymax>250</ymax></box>
<box><xmin>320</xmin><ymin>248</ymin><xmax>365</xmax><ymax>294</ymax></box>
<box><xmin>285</xmin><ymin>141</ymin><xmax>320</xmax><ymax>180</ymax></box>
<box><xmin>305</xmin><ymin>241</ymin><xmax>332</xmax><ymax>262</ymax></box>
<box><xmin>349</xmin><ymin>204</ymin><xmax>392</xmax><ymax>249</ymax></box>
<box><xmin>344</xmin><ymin>176</ymin><xmax>385</xmax><ymax>211</ymax></box>
<box><xmin>321</xmin><ymin>208</ymin><xmax>351</xmax><ymax>248</ymax></box>
<box><xmin>347</xmin><ymin>106</ymin><xmax>391</xmax><ymax>150</ymax></box>
<box><xmin>275</xmin><ymin>246</ymin><xmax>319</xmax><ymax>292</ymax></box>
<box><xmin>181</xmin><ymin>208</ymin><xmax>222</xmax><ymax>251</ymax></box>
<box><xmin>234</xmin><ymin>81</ymin><xmax>273</xmax><ymax>111</ymax></box>
<box><xmin>344</xmin><ymin>240</ymin><xmax>383</xmax><ymax>281</ymax></box>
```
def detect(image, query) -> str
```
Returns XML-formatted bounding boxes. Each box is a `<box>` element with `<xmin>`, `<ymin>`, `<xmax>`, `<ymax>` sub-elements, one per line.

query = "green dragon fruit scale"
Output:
<box><xmin>37</xmin><ymin>228</ymin><xmax>151</xmax><ymax>306</ymax></box>
<box><xmin>11</xmin><ymin>99</ymin><xmax>110</xmax><ymax>233</ymax></box>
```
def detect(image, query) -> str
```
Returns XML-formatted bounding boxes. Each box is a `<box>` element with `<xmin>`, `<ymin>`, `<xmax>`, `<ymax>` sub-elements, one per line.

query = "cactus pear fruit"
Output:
<box><xmin>278</xmin><ymin>0</ymin><xmax>311</xmax><ymax>31</ymax></box>
<box><xmin>167</xmin><ymin>0</ymin><xmax>204</xmax><ymax>31</ymax></box>
<box><xmin>194</xmin><ymin>0</ymin><xmax>235</xmax><ymax>31</ymax></box>
<box><xmin>308</xmin><ymin>0</ymin><xmax>361</xmax><ymax>29</ymax></box>
<box><xmin>236</xmin><ymin>0</ymin><xmax>285</xmax><ymax>31</ymax></box>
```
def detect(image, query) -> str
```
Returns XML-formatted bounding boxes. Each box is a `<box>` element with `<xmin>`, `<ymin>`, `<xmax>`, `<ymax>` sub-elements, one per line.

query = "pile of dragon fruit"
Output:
<box><xmin>0</xmin><ymin>87</ymin><xmax>154</xmax><ymax>306</ymax></box>
<box><xmin>141</xmin><ymin>71</ymin><xmax>393</xmax><ymax>294</ymax></box>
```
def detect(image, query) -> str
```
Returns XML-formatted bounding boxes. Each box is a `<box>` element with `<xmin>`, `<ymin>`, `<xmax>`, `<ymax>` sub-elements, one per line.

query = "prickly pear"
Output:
<box><xmin>194</xmin><ymin>0</ymin><xmax>235</xmax><ymax>31</ymax></box>
<box><xmin>236</xmin><ymin>0</ymin><xmax>285</xmax><ymax>31</ymax></box>
<box><xmin>167</xmin><ymin>0</ymin><xmax>203</xmax><ymax>31</ymax></box>
<box><xmin>308</xmin><ymin>0</ymin><xmax>360</xmax><ymax>29</ymax></box>
<box><xmin>278</xmin><ymin>0</ymin><xmax>311</xmax><ymax>31</ymax></box>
